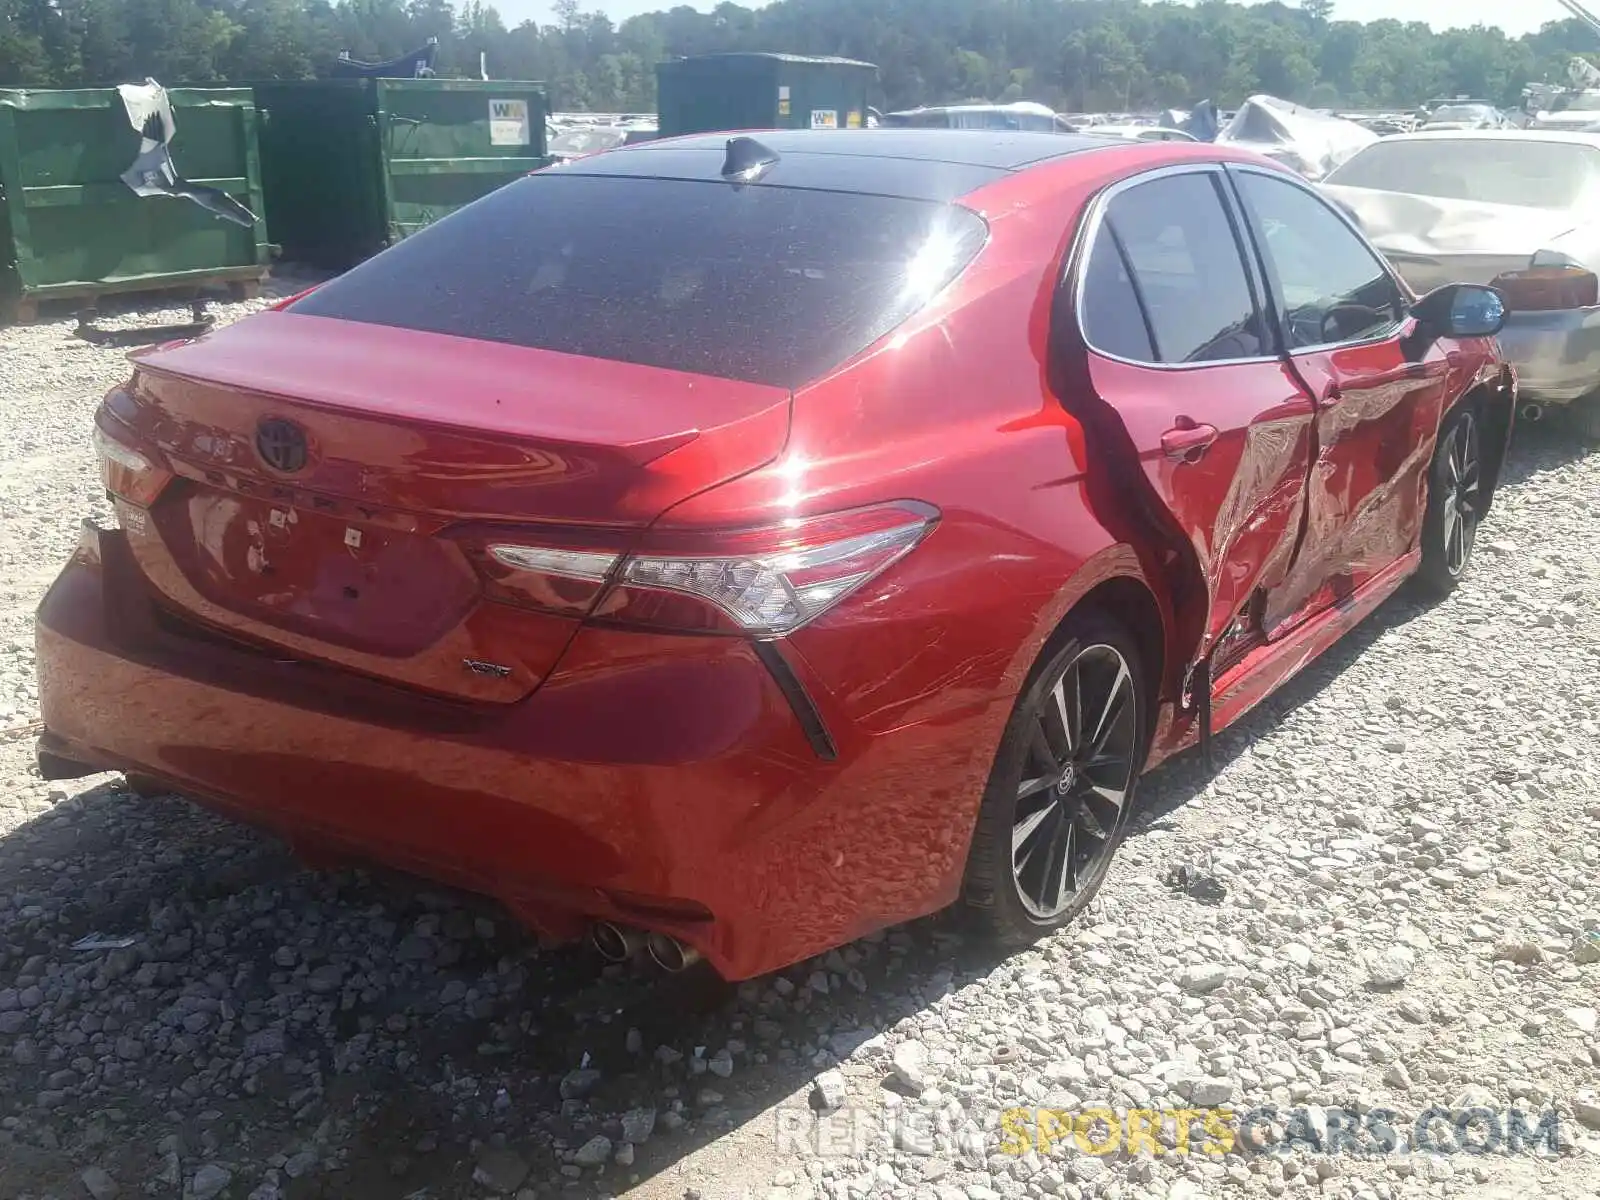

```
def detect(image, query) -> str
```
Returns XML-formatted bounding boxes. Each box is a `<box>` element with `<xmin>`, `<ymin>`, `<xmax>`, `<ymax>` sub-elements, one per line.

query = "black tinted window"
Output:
<box><xmin>291</xmin><ymin>173</ymin><xmax>988</xmax><ymax>389</ymax></box>
<box><xmin>1081</xmin><ymin>225</ymin><xmax>1154</xmax><ymax>362</ymax></box>
<box><xmin>1235</xmin><ymin>171</ymin><xmax>1403</xmax><ymax>348</ymax></box>
<box><xmin>1094</xmin><ymin>173</ymin><xmax>1266</xmax><ymax>364</ymax></box>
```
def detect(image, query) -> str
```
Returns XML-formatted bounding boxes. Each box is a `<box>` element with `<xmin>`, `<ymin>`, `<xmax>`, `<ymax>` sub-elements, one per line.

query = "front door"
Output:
<box><xmin>1070</xmin><ymin>164</ymin><xmax>1318</xmax><ymax>670</ymax></box>
<box><xmin>1226</xmin><ymin>165</ymin><xmax>1454</xmax><ymax>635</ymax></box>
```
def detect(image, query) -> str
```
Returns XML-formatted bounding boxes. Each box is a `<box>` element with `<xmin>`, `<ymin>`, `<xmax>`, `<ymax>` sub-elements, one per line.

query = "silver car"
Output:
<box><xmin>1322</xmin><ymin>130</ymin><xmax>1600</xmax><ymax>438</ymax></box>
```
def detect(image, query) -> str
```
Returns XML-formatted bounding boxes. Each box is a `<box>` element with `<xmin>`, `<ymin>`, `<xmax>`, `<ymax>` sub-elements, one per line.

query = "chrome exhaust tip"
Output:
<box><xmin>589</xmin><ymin>921</ymin><xmax>644</xmax><ymax>964</ymax></box>
<box><xmin>1521</xmin><ymin>402</ymin><xmax>1545</xmax><ymax>423</ymax></box>
<box><xmin>645</xmin><ymin>931</ymin><xmax>702</xmax><ymax>973</ymax></box>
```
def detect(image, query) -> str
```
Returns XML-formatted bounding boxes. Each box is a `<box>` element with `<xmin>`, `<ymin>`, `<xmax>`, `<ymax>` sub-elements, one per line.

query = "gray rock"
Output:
<box><xmin>1576</xmin><ymin>1092</ymin><xmax>1600</xmax><ymax>1131</ymax></box>
<box><xmin>1575</xmin><ymin>935</ymin><xmax>1600</xmax><ymax>966</ymax></box>
<box><xmin>191</xmin><ymin>1164</ymin><xmax>232</xmax><ymax>1200</ymax></box>
<box><xmin>306</xmin><ymin>964</ymin><xmax>343</xmax><ymax>995</ymax></box>
<box><xmin>472</xmin><ymin>1149</ymin><xmax>530</xmax><ymax>1194</ymax></box>
<box><xmin>572</xmin><ymin>1135</ymin><xmax>613</xmax><ymax>1168</ymax></box>
<box><xmin>80</xmin><ymin>1166</ymin><xmax>119</xmax><ymax>1200</ymax></box>
<box><xmin>614</xmin><ymin>1142</ymin><xmax>635</xmax><ymax>1167</ymax></box>
<box><xmin>243</xmin><ymin>1028</ymin><xmax>285</xmax><ymax>1058</ymax></box>
<box><xmin>621</xmin><ymin>1107</ymin><xmax>656</xmax><ymax>1143</ymax></box>
<box><xmin>812</xmin><ymin>1069</ymin><xmax>847</xmax><ymax>1112</ymax></box>
<box><xmin>1368</xmin><ymin>945</ymin><xmax>1416</xmax><ymax>988</ymax></box>
<box><xmin>708</xmin><ymin>1048</ymin><xmax>734</xmax><ymax>1079</ymax></box>
<box><xmin>559</xmin><ymin>1068</ymin><xmax>601</xmax><ymax>1100</ymax></box>
<box><xmin>826</xmin><ymin>1028</ymin><xmax>874</xmax><ymax>1058</ymax></box>
<box><xmin>891</xmin><ymin>1040</ymin><xmax>929</xmax><ymax>1095</ymax></box>
<box><xmin>1177</xmin><ymin>963</ymin><xmax>1227</xmax><ymax>994</ymax></box>
<box><xmin>1566</xmin><ymin>1007</ymin><xmax>1598</xmax><ymax>1035</ymax></box>
<box><xmin>1174</xmin><ymin>1075</ymin><xmax>1234</xmax><ymax>1105</ymax></box>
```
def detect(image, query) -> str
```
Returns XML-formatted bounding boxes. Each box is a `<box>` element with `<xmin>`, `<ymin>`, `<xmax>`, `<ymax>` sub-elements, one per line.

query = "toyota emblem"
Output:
<box><xmin>256</xmin><ymin>417</ymin><xmax>308</xmax><ymax>473</ymax></box>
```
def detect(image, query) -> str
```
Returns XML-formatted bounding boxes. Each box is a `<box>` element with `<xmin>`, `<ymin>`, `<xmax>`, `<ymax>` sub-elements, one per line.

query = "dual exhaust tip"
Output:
<box><xmin>589</xmin><ymin>921</ymin><xmax>701</xmax><ymax>973</ymax></box>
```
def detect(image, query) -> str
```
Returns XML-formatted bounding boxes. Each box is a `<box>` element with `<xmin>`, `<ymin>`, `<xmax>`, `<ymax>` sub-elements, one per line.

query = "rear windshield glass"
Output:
<box><xmin>290</xmin><ymin>172</ymin><xmax>988</xmax><ymax>389</ymax></box>
<box><xmin>1326</xmin><ymin>138</ymin><xmax>1598</xmax><ymax>208</ymax></box>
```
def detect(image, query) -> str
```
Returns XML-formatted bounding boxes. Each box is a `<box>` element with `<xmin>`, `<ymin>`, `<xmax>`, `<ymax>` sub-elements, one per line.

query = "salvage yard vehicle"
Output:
<box><xmin>1420</xmin><ymin>102</ymin><xmax>1508</xmax><ymax>131</ymax></box>
<box><xmin>1081</xmin><ymin>123</ymin><xmax>1198</xmax><ymax>143</ymax></box>
<box><xmin>35</xmin><ymin>130</ymin><xmax>1514</xmax><ymax>981</ymax></box>
<box><xmin>1322</xmin><ymin>129</ymin><xmax>1600</xmax><ymax>439</ymax></box>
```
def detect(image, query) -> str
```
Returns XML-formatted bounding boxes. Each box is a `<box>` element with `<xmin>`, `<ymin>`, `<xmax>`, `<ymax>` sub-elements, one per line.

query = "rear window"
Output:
<box><xmin>1326</xmin><ymin>139</ymin><xmax>1598</xmax><ymax>209</ymax></box>
<box><xmin>290</xmin><ymin>172</ymin><xmax>988</xmax><ymax>389</ymax></box>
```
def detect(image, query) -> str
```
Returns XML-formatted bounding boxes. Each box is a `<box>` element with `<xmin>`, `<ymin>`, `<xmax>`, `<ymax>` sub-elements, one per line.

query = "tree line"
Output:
<box><xmin>3</xmin><ymin>0</ymin><xmax>1598</xmax><ymax>116</ymax></box>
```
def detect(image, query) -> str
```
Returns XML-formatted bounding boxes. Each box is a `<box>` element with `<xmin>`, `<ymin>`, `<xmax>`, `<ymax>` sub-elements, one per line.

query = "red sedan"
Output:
<box><xmin>36</xmin><ymin>130</ymin><xmax>1514</xmax><ymax>980</ymax></box>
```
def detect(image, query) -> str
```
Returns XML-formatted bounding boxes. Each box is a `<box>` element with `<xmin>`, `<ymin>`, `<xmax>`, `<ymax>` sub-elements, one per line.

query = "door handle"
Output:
<box><xmin>1161</xmin><ymin>422</ymin><xmax>1219</xmax><ymax>461</ymax></box>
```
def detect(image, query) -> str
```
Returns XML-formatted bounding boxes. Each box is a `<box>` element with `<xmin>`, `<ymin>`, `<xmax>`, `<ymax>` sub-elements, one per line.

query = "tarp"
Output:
<box><xmin>332</xmin><ymin>38</ymin><xmax>438</xmax><ymax>79</ymax></box>
<box><xmin>1216</xmin><ymin>94</ymin><xmax>1377</xmax><ymax>181</ymax></box>
<box><xmin>117</xmin><ymin>80</ymin><xmax>257</xmax><ymax>228</ymax></box>
<box><xmin>1161</xmin><ymin>100</ymin><xmax>1220</xmax><ymax>142</ymax></box>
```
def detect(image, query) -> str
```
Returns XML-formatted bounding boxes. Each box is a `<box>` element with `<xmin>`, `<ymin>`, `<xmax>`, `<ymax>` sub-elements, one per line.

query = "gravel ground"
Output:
<box><xmin>1</xmin><ymin>292</ymin><xmax>1598</xmax><ymax>1200</ymax></box>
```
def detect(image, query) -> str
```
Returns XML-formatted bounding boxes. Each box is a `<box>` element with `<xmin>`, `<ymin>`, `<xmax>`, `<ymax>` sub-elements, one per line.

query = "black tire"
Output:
<box><xmin>1566</xmin><ymin>394</ymin><xmax>1600</xmax><ymax>444</ymax></box>
<box><xmin>962</xmin><ymin>610</ymin><xmax>1147</xmax><ymax>947</ymax></box>
<box><xmin>1415</xmin><ymin>401</ymin><xmax>1484</xmax><ymax>599</ymax></box>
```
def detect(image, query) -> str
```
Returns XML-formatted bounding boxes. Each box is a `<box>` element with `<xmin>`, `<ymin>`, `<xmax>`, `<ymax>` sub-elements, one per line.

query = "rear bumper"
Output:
<box><xmin>36</xmin><ymin>524</ymin><xmax>995</xmax><ymax>980</ymax></box>
<box><xmin>1495</xmin><ymin>306</ymin><xmax>1600</xmax><ymax>405</ymax></box>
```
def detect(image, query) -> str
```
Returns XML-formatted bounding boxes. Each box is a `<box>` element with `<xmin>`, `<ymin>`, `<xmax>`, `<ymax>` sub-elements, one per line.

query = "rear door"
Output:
<box><xmin>1069</xmin><ymin>164</ymin><xmax>1318</xmax><ymax>672</ymax></box>
<box><xmin>1227</xmin><ymin>164</ymin><xmax>1453</xmax><ymax>635</ymax></box>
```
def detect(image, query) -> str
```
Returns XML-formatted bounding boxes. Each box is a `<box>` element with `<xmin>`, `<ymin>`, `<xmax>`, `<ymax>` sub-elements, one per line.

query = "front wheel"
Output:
<box><xmin>1414</xmin><ymin>402</ymin><xmax>1484</xmax><ymax>599</ymax></box>
<box><xmin>962</xmin><ymin>611</ymin><xmax>1146</xmax><ymax>946</ymax></box>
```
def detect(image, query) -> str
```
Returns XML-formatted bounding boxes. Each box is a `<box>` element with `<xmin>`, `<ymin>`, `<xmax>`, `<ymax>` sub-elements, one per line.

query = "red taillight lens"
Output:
<box><xmin>465</xmin><ymin>501</ymin><xmax>939</xmax><ymax>636</ymax></box>
<box><xmin>1488</xmin><ymin>265</ymin><xmax>1598</xmax><ymax>312</ymax></box>
<box><xmin>93</xmin><ymin>414</ymin><xmax>172</xmax><ymax>507</ymax></box>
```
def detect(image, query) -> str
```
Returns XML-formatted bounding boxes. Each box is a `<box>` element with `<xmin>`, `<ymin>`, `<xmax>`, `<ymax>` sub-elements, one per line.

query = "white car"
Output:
<box><xmin>1080</xmin><ymin>124</ymin><xmax>1198</xmax><ymax>143</ymax></box>
<box><xmin>1322</xmin><ymin>129</ymin><xmax>1600</xmax><ymax>438</ymax></box>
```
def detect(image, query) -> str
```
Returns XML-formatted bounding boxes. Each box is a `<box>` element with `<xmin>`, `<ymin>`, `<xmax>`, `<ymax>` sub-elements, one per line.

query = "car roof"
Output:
<box><xmin>1371</xmin><ymin>129</ymin><xmax>1600</xmax><ymax>148</ymax></box>
<box><xmin>559</xmin><ymin>128</ymin><xmax>1126</xmax><ymax>203</ymax></box>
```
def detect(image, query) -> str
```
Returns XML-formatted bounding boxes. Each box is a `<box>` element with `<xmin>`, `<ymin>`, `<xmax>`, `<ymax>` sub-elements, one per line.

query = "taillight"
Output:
<box><xmin>1488</xmin><ymin>263</ymin><xmax>1598</xmax><ymax>312</ymax></box>
<box><xmin>465</xmin><ymin>501</ymin><xmax>938</xmax><ymax>637</ymax></box>
<box><xmin>92</xmin><ymin>413</ymin><xmax>172</xmax><ymax>507</ymax></box>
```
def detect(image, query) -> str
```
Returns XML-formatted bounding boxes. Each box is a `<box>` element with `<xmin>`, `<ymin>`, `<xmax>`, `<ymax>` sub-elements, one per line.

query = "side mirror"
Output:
<box><xmin>1410</xmin><ymin>283</ymin><xmax>1505</xmax><ymax>339</ymax></box>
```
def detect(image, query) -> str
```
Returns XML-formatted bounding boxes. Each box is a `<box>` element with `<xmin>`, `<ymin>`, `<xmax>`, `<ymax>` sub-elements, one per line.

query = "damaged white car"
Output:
<box><xmin>1322</xmin><ymin>130</ymin><xmax>1600</xmax><ymax>439</ymax></box>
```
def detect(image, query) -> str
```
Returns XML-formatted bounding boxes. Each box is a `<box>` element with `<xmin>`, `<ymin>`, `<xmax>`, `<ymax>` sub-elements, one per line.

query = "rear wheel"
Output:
<box><xmin>1566</xmin><ymin>393</ymin><xmax>1600</xmax><ymax>444</ymax></box>
<box><xmin>123</xmin><ymin>773</ymin><xmax>170</xmax><ymax>800</ymax></box>
<box><xmin>1415</xmin><ymin>402</ymin><xmax>1483</xmax><ymax>599</ymax></box>
<box><xmin>962</xmin><ymin>611</ymin><xmax>1146</xmax><ymax>946</ymax></box>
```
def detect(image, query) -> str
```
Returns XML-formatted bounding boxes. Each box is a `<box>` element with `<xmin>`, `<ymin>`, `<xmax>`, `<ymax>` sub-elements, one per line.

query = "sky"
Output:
<box><xmin>500</xmin><ymin>0</ymin><xmax>1568</xmax><ymax>40</ymax></box>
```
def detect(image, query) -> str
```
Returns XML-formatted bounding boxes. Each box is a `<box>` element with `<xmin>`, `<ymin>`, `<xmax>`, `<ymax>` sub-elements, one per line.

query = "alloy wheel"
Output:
<box><xmin>1440</xmin><ymin>410</ymin><xmax>1481</xmax><ymax>577</ymax></box>
<box><xmin>1011</xmin><ymin>643</ymin><xmax>1138</xmax><ymax>919</ymax></box>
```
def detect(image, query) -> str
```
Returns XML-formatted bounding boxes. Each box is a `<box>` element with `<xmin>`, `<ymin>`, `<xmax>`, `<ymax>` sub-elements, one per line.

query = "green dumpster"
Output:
<box><xmin>0</xmin><ymin>87</ymin><xmax>269</xmax><ymax>323</ymax></box>
<box><xmin>656</xmin><ymin>53</ymin><xmax>878</xmax><ymax>138</ymax></box>
<box><xmin>253</xmin><ymin>77</ymin><xmax>549</xmax><ymax>268</ymax></box>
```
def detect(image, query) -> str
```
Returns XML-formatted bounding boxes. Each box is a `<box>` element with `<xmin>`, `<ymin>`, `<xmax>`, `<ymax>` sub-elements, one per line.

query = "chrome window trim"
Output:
<box><xmin>1224</xmin><ymin>161</ymin><xmax>1412</xmax><ymax>355</ymax></box>
<box><xmin>1069</xmin><ymin>161</ymin><xmax>1281</xmax><ymax>371</ymax></box>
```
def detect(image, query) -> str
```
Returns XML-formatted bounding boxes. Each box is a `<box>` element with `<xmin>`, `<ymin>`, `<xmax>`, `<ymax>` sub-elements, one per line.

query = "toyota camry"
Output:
<box><xmin>35</xmin><ymin>129</ymin><xmax>1514</xmax><ymax>980</ymax></box>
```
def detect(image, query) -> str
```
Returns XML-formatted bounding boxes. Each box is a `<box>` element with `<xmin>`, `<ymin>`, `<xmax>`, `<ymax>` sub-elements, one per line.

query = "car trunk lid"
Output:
<box><xmin>1323</xmin><ymin>184</ymin><xmax>1577</xmax><ymax>293</ymax></box>
<box><xmin>117</xmin><ymin>311</ymin><xmax>791</xmax><ymax>699</ymax></box>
